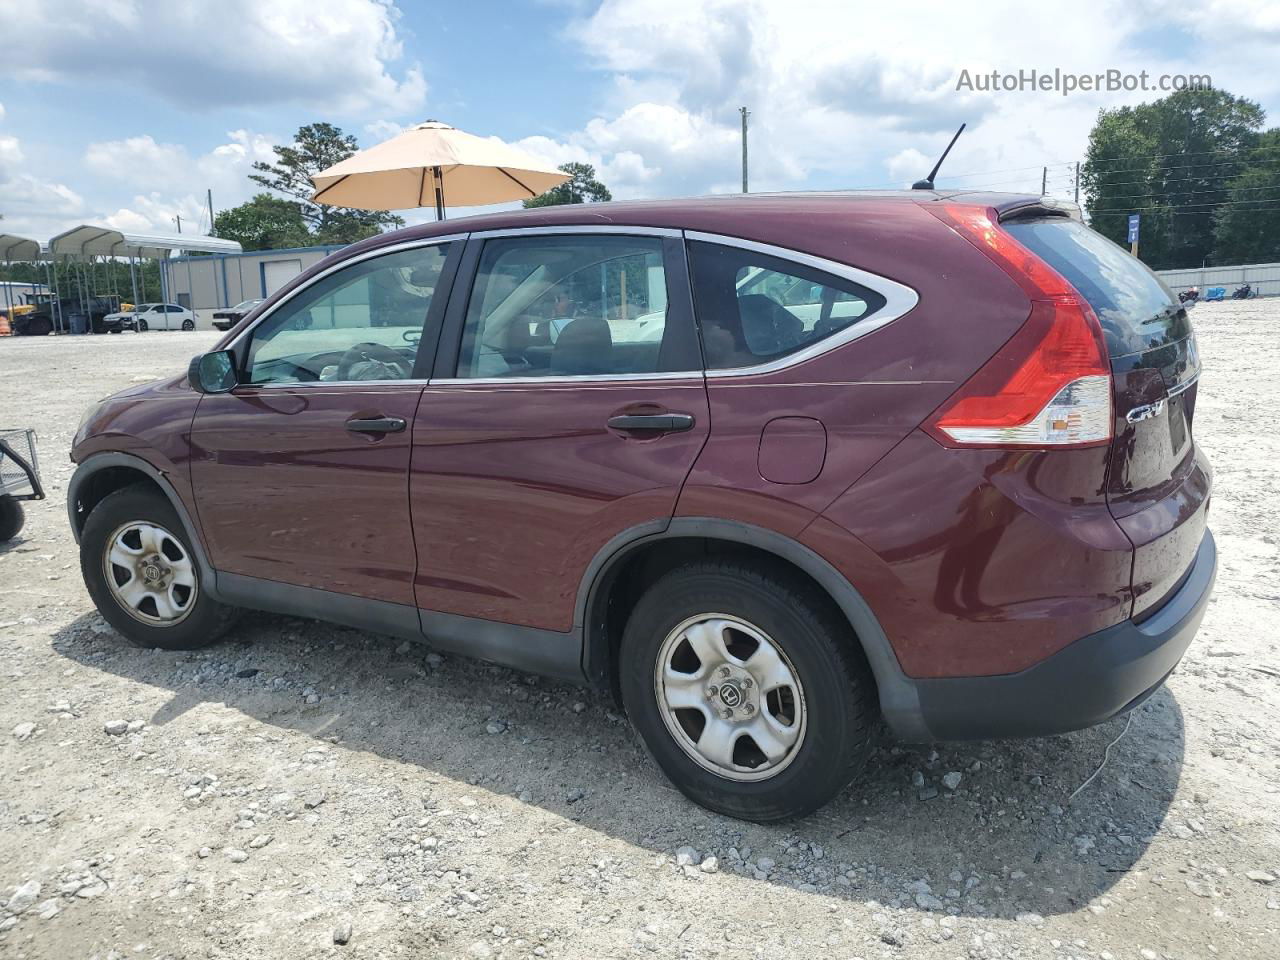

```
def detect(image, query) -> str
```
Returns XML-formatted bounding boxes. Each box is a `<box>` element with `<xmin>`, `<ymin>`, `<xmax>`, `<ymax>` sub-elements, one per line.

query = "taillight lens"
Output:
<box><xmin>924</xmin><ymin>204</ymin><xmax>1112</xmax><ymax>449</ymax></box>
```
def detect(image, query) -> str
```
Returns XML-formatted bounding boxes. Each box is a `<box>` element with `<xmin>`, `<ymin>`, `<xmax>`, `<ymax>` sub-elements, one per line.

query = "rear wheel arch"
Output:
<box><xmin>68</xmin><ymin>454</ymin><xmax>217</xmax><ymax>596</ymax></box>
<box><xmin>578</xmin><ymin>517</ymin><xmax>925</xmax><ymax>737</ymax></box>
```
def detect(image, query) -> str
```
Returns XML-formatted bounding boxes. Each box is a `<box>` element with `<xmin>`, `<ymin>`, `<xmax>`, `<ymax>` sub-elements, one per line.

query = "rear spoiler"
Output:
<box><xmin>995</xmin><ymin>197</ymin><xmax>1082</xmax><ymax>223</ymax></box>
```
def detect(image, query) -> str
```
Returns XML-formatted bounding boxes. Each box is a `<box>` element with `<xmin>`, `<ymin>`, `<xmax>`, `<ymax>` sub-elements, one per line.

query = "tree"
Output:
<box><xmin>250</xmin><ymin>122</ymin><xmax>403</xmax><ymax>245</ymax></box>
<box><xmin>523</xmin><ymin>162</ymin><xmax>612</xmax><ymax>208</ymax></box>
<box><xmin>213</xmin><ymin>193</ymin><xmax>311</xmax><ymax>252</ymax></box>
<box><xmin>1081</xmin><ymin>88</ymin><xmax>1265</xmax><ymax>269</ymax></box>
<box><xmin>1212</xmin><ymin>129</ymin><xmax>1280</xmax><ymax>264</ymax></box>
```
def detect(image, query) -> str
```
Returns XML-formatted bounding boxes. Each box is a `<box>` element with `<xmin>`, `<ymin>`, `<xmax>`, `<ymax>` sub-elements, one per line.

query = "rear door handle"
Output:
<box><xmin>607</xmin><ymin>413</ymin><xmax>695</xmax><ymax>432</ymax></box>
<box><xmin>346</xmin><ymin>415</ymin><xmax>406</xmax><ymax>434</ymax></box>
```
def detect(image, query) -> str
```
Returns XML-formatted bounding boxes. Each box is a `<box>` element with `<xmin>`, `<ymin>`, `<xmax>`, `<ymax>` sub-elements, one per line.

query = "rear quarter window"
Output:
<box><xmin>686</xmin><ymin>240</ymin><xmax>888</xmax><ymax>371</ymax></box>
<box><xmin>1003</xmin><ymin>218</ymin><xmax>1191</xmax><ymax>359</ymax></box>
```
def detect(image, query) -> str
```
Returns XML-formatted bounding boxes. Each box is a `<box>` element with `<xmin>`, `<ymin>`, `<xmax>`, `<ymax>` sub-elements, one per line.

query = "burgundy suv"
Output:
<box><xmin>70</xmin><ymin>192</ymin><xmax>1215</xmax><ymax>821</ymax></box>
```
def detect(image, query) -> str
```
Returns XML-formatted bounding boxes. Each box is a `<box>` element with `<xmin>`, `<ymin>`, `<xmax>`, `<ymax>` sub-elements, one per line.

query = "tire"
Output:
<box><xmin>181</xmin><ymin>319</ymin><xmax>195</xmax><ymax>331</ymax></box>
<box><xmin>0</xmin><ymin>496</ymin><xmax>24</xmax><ymax>542</ymax></box>
<box><xmin>80</xmin><ymin>485</ymin><xmax>239</xmax><ymax>650</ymax></box>
<box><xmin>619</xmin><ymin>561</ymin><xmax>876</xmax><ymax>822</ymax></box>
<box><xmin>137</xmin><ymin>319</ymin><xmax>148</xmax><ymax>332</ymax></box>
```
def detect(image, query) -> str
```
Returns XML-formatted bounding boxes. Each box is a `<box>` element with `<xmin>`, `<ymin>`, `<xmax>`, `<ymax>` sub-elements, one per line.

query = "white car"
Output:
<box><xmin>115</xmin><ymin>303</ymin><xmax>198</xmax><ymax>332</ymax></box>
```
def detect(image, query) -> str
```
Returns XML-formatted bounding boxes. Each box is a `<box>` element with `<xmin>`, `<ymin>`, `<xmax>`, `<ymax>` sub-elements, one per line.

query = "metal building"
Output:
<box><xmin>163</xmin><ymin>245</ymin><xmax>345</xmax><ymax>324</ymax></box>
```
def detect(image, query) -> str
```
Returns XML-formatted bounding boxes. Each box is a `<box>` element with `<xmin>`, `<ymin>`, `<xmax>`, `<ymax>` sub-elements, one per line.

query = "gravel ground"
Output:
<box><xmin>2</xmin><ymin>305</ymin><xmax>1278</xmax><ymax>960</ymax></box>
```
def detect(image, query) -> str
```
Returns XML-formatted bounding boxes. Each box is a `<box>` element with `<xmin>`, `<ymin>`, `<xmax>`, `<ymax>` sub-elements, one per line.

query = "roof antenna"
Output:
<box><xmin>912</xmin><ymin>123</ymin><xmax>966</xmax><ymax>190</ymax></box>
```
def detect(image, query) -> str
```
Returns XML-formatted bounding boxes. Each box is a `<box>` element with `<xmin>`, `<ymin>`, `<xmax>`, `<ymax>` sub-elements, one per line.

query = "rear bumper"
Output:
<box><xmin>903</xmin><ymin>528</ymin><xmax>1216</xmax><ymax>740</ymax></box>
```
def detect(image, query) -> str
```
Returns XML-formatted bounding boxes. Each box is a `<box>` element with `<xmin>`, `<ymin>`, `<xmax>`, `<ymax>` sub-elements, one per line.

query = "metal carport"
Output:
<box><xmin>47</xmin><ymin>226</ymin><xmax>242</xmax><ymax>332</ymax></box>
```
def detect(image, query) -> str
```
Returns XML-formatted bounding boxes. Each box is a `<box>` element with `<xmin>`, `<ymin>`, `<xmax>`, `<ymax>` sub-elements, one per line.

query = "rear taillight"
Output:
<box><xmin>924</xmin><ymin>204</ymin><xmax>1112</xmax><ymax>448</ymax></box>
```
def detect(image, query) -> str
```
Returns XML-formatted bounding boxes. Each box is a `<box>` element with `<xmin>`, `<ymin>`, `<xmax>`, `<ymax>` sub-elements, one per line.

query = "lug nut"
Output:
<box><xmin>706</xmin><ymin>686</ymin><xmax>718</xmax><ymax>699</ymax></box>
<box><xmin>718</xmin><ymin>666</ymin><xmax>732</xmax><ymax>678</ymax></box>
<box><xmin>743</xmin><ymin>702</ymin><xmax>755</xmax><ymax>714</ymax></box>
<box><xmin>741</xmin><ymin>677</ymin><xmax>753</xmax><ymax>688</ymax></box>
<box><xmin>720</xmin><ymin>707</ymin><xmax>733</xmax><ymax>720</ymax></box>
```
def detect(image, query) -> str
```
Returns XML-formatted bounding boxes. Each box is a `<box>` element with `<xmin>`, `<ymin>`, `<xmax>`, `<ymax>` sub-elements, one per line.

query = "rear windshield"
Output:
<box><xmin>1004</xmin><ymin>218</ymin><xmax>1190</xmax><ymax>358</ymax></box>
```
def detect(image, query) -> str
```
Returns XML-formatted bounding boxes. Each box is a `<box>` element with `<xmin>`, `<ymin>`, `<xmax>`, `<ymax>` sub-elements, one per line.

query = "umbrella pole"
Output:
<box><xmin>433</xmin><ymin>166</ymin><xmax>446</xmax><ymax>222</ymax></box>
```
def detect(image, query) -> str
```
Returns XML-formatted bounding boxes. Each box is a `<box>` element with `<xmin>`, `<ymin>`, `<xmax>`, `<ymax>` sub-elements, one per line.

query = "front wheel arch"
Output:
<box><xmin>68</xmin><ymin>454</ymin><xmax>218</xmax><ymax>599</ymax></box>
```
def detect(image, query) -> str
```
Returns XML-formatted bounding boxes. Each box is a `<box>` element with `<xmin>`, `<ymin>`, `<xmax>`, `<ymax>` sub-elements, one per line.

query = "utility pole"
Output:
<box><xmin>1073</xmin><ymin>161</ymin><xmax>1080</xmax><ymax>204</ymax></box>
<box><xmin>740</xmin><ymin>106</ymin><xmax>750</xmax><ymax>193</ymax></box>
<box><xmin>207</xmin><ymin>189</ymin><xmax>215</xmax><ymax>235</ymax></box>
<box><xmin>1041</xmin><ymin>166</ymin><xmax>1047</xmax><ymax>196</ymax></box>
<box><xmin>174</xmin><ymin>214</ymin><xmax>182</xmax><ymax>234</ymax></box>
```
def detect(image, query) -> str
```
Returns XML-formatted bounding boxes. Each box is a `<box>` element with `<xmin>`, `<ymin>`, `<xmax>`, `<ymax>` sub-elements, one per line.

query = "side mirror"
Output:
<box><xmin>188</xmin><ymin>350</ymin><xmax>237</xmax><ymax>394</ymax></box>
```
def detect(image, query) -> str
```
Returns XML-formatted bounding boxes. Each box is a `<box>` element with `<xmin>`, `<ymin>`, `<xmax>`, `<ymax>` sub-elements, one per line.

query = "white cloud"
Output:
<box><xmin>527</xmin><ymin>0</ymin><xmax>1280</xmax><ymax>203</ymax></box>
<box><xmin>1</xmin><ymin>0</ymin><xmax>427</xmax><ymax>115</ymax></box>
<box><xmin>0</xmin><ymin>108</ymin><xmax>85</xmax><ymax>236</ymax></box>
<box><xmin>79</xmin><ymin>130</ymin><xmax>283</xmax><ymax>233</ymax></box>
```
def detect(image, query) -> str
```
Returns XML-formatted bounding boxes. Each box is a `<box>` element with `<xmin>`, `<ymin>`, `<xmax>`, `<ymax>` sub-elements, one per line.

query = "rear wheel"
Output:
<box><xmin>0</xmin><ymin>496</ymin><xmax>24</xmax><ymax>542</ymax></box>
<box><xmin>181</xmin><ymin>319</ymin><xmax>195</xmax><ymax>331</ymax></box>
<box><xmin>619</xmin><ymin>561</ymin><xmax>876</xmax><ymax>821</ymax></box>
<box><xmin>80</xmin><ymin>486</ymin><xmax>239</xmax><ymax>649</ymax></box>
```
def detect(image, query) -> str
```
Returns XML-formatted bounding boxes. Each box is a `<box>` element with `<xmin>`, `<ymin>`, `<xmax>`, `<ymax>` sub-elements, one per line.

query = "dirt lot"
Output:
<box><xmin>2</xmin><ymin>305</ymin><xmax>1278</xmax><ymax>960</ymax></box>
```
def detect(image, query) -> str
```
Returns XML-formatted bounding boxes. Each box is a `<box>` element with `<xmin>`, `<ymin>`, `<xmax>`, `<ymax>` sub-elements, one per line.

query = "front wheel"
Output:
<box><xmin>619</xmin><ymin>561</ymin><xmax>876</xmax><ymax>822</ymax></box>
<box><xmin>136</xmin><ymin>319</ymin><xmax>148</xmax><ymax>332</ymax></box>
<box><xmin>80</xmin><ymin>486</ymin><xmax>239</xmax><ymax>649</ymax></box>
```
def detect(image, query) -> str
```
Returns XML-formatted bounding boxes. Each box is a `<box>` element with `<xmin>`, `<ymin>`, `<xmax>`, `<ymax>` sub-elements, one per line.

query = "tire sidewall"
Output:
<box><xmin>620</xmin><ymin>567</ymin><xmax>869</xmax><ymax>821</ymax></box>
<box><xmin>0</xmin><ymin>496</ymin><xmax>24</xmax><ymax>542</ymax></box>
<box><xmin>80</xmin><ymin>487</ymin><xmax>228</xmax><ymax>650</ymax></box>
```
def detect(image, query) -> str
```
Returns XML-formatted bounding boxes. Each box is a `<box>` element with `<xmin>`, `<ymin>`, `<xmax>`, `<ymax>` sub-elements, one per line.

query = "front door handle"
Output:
<box><xmin>346</xmin><ymin>415</ymin><xmax>406</xmax><ymax>434</ymax></box>
<box><xmin>607</xmin><ymin>412</ymin><xmax>695</xmax><ymax>432</ymax></box>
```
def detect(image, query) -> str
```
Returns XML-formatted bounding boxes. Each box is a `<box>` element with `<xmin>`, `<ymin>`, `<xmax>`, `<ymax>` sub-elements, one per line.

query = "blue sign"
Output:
<box><xmin>1127</xmin><ymin>214</ymin><xmax>1140</xmax><ymax>244</ymax></box>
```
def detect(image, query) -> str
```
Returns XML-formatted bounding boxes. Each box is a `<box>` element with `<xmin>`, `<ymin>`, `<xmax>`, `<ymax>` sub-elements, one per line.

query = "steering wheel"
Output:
<box><xmin>336</xmin><ymin>341</ymin><xmax>413</xmax><ymax>381</ymax></box>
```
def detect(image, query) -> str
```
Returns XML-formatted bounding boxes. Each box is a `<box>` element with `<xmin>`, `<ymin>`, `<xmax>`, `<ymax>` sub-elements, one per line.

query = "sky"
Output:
<box><xmin>1</xmin><ymin>0</ymin><xmax>1278</xmax><ymax>241</ymax></box>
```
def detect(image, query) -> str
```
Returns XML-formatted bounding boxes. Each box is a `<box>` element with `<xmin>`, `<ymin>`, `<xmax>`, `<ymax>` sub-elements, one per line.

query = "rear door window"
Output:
<box><xmin>455</xmin><ymin>234</ymin><xmax>697</xmax><ymax>378</ymax></box>
<box><xmin>686</xmin><ymin>240</ymin><xmax>887</xmax><ymax>371</ymax></box>
<box><xmin>1003</xmin><ymin>218</ymin><xmax>1192</xmax><ymax>362</ymax></box>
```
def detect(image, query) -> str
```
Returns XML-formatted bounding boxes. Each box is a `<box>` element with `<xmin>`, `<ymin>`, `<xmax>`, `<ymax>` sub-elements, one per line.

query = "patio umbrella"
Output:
<box><xmin>310</xmin><ymin>121</ymin><xmax>570</xmax><ymax>220</ymax></box>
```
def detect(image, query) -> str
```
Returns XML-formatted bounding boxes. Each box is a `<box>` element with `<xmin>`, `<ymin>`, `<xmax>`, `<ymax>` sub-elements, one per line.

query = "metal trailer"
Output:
<box><xmin>0</xmin><ymin>428</ymin><xmax>44</xmax><ymax>542</ymax></box>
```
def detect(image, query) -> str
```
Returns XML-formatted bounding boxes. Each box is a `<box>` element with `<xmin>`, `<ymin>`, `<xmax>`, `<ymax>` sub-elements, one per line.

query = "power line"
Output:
<box><xmin>1090</xmin><ymin>196</ymin><xmax>1280</xmax><ymax>214</ymax></box>
<box><xmin>1090</xmin><ymin>182</ymin><xmax>1280</xmax><ymax>203</ymax></box>
<box><xmin>1085</xmin><ymin>145</ymin><xmax>1280</xmax><ymax>165</ymax></box>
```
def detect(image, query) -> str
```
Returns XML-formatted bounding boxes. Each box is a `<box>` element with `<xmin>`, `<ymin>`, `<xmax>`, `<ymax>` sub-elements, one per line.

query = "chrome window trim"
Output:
<box><xmin>468</xmin><ymin>224</ymin><xmax>681</xmax><ymax>240</ymax></box>
<box><xmin>224</xmin><ymin>233</ymin><xmax>469</xmax><ymax>354</ymax></box>
<box><xmin>428</xmin><ymin>371</ymin><xmax>704</xmax><ymax>386</ymax></box>
<box><xmin>682</xmin><ymin>230</ymin><xmax>920</xmax><ymax>379</ymax></box>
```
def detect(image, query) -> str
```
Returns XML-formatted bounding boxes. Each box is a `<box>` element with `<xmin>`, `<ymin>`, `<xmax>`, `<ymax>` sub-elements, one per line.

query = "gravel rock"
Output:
<box><xmin>6</xmin><ymin>880</ymin><xmax>41</xmax><ymax>913</ymax></box>
<box><xmin>197</xmin><ymin>847</ymin><xmax>212</xmax><ymax>858</ymax></box>
<box><xmin>75</xmin><ymin>879</ymin><xmax>107</xmax><ymax>898</ymax></box>
<box><xmin>942</xmin><ymin>771</ymin><xmax>963</xmax><ymax>790</ymax></box>
<box><xmin>699</xmin><ymin>855</ymin><xmax>719</xmax><ymax>873</ymax></box>
<box><xmin>35</xmin><ymin>898</ymin><xmax>60</xmax><ymax>920</ymax></box>
<box><xmin>756</xmin><ymin>856</ymin><xmax>776</xmax><ymax>874</ymax></box>
<box><xmin>12</xmin><ymin>722</ymin><xmax>36</xmax><ymax>741</ymax></box>
<box><xmin>333</xmin><ymin>920</ymin><xmax>352</xmax><ymax>945</ymax></box>
<box><xmin>225</xmin><ymin>848</ymin><xmax>249</xmax><ymax>863</ymax></box>
<box><xmin>675</xmin><ymin>846</ymin><xmax>698</xmax><ymax>866</ymax></box>
<box><xmin>249</xmin><ymin>834</ymin><xmax>273</xmax><ymax>849</ymax></box>
<box><xmin>1246</xmin><ymin>870</ymin><xmax>1277</xmax><ymax>884</ymax></box>
<box><xmin>103</xmin><ymin>719</ymin><xmax>128</xmax><ymax>736</ymax></box>
<box><xmin>303</xmin><ymin>790</ymin><xmax>326</xmax><ymax>809</ymax></box>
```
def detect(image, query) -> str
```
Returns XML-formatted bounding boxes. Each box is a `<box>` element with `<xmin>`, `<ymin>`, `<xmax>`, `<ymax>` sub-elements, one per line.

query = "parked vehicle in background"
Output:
<box><xmin>127</xmin><ymin>303</ymin><xmax>197</xmax><ymax>332</ymax></box>
<box><xmin>1232</xmin><ymin>283</ymin><xmax>1255</xmax><ymax>299</ymax></box>
<box><xmin>1179</xmin><ymin>287</ymin><xmax>1200</xmax><ymax>304</ymax></box>
<box><xmin>211</xmin><ymin>299</ymin><xmax>264</xmax><ymax>331</ymax></box>
<box><xmin>68</xmin><ymin>192</ymin><xmax>1215</xmax><ymax>821</ymax></box>
<box><xmin>13</xmin><ymin>293</ymin><xmax>127</xmax><ymax>335</ymax></box>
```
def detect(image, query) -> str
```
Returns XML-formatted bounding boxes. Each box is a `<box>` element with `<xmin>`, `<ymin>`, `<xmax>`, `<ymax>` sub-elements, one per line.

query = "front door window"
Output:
<box><xmin>245</xmin><ymin>244</ymin><xmax>452</xmax><ymax>384</ymax></box>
